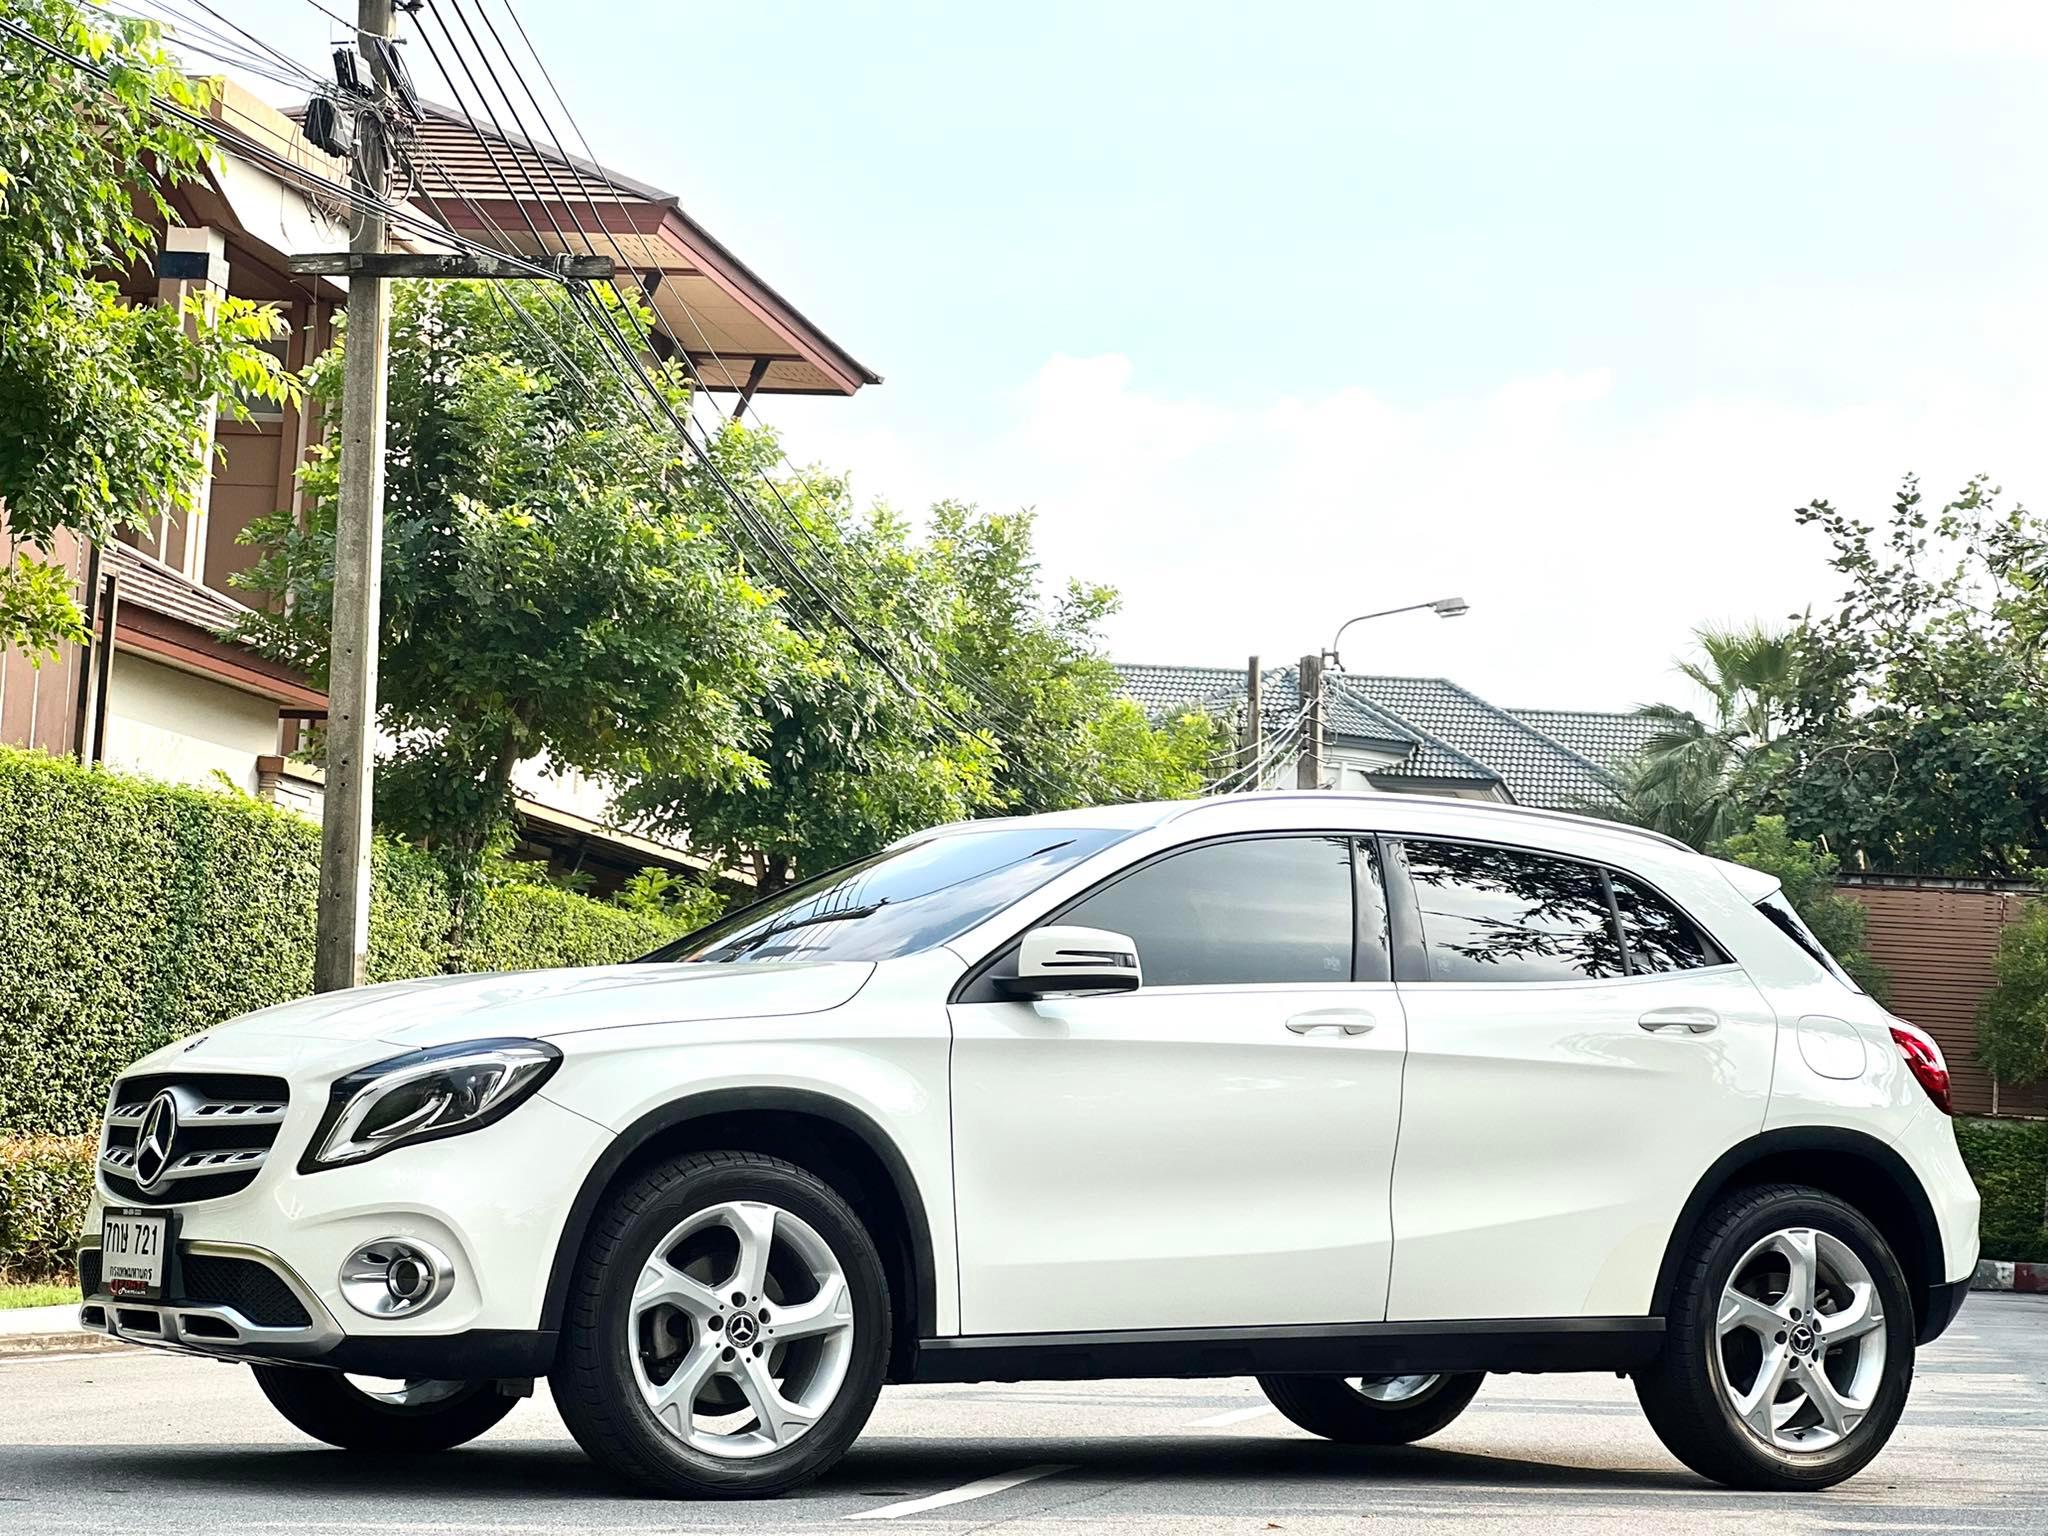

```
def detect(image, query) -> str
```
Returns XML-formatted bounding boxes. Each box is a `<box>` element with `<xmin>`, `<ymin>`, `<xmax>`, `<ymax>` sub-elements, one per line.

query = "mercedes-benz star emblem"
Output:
<box><xmin>727</xmin><ymin>1312</ymin><xmax>759</xmax><ymax>1347</ymax></box>
<box><xmin>133</xmin><ymin>1089</ymin><xmax>179</xmax><ymax>1192</ymax></box>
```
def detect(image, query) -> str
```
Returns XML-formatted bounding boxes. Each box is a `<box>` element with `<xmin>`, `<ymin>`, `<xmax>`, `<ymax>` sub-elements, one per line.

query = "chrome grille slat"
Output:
<box><xmin>99</xmin><ymin>1072</ymin><xmax>291</xmax><ymax>1205</ymax></box>
<box><xmin>108</xmin><ymin>1098</ymin><xmax>285</xmax><ymax>1129</ymax></box>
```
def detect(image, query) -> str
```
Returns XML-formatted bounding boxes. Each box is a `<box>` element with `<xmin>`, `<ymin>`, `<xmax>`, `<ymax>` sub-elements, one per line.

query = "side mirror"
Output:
<box><xmin>997</xmin><ymin>925</ymin><xmax>1142</xmax><ymax>999</ymax></box>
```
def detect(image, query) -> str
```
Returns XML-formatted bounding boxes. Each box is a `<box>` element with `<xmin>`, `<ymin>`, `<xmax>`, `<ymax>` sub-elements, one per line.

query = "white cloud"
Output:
<box><xmin>769</xmin><ymin>334</ymin><xmax>2048</xmax><ymax>713</ymax></box>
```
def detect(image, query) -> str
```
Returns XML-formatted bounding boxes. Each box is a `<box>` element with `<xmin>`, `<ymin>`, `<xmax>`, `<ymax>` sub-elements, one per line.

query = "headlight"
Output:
<box><xmin>300</xmin><ymin>1038</ymin><xmax>562</xmax><ymax>1172</ymax></box>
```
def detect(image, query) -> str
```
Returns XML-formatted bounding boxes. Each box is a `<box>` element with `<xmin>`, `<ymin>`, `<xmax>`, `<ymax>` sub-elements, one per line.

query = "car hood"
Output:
<box><xmin>178</xmin><ymin>960</ymin><xmax>877</xmax><ymax>1057</ymax></box>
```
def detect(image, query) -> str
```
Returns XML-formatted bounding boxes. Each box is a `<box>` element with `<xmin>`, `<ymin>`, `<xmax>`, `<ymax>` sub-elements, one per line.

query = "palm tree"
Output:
<box><xmin>1616</xmin><ymin>625</ymin><xmax>1798</xmax><ymax>849</ymax></box>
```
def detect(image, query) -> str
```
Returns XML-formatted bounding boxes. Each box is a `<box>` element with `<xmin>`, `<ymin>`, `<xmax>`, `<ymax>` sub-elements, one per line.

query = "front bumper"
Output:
<box><xmin>77</xmin><ymin>1236</ymin><xmax>558</xmax><ymax>1376</ymax></box>
<box><xmin>80</xmin><ymin>1089</ymin><xmax>609</xmax><ymax>1370</ymax></box>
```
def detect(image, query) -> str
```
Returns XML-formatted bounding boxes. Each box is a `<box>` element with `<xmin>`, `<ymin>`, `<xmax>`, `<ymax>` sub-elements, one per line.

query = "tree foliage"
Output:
<box><xmin>621</xmin><ymin>493</ymin><xmax>1220</xmax><ymax>891</ymax></box>
<box><xmin>0</xmin><ymin>0</ymin><xmax>294</xmax><ymax>657</ymax></box>
<box><xmin>237</xmin><ymin>280</ymin><xmax>777</xmax><ymax>923</ymax></box>
<box><xmin>1752</xmin><ymin>476</ymin><xmax>2048</xmax><ymax>877</ymax></box>
<box><xmin>1713</xmin><ymin>815</ymin><xmax>1889</xmax><ymax>999</ymax></box>
<box><xmin>1979</xmin><ymin>901</ymin><xmax>2048</xmax><ymax>1088</ymax></box>
<box><xmin>1612</xmin><ymin>624</ymin><xmax>1797</xmax><ymax>849</ymax></box>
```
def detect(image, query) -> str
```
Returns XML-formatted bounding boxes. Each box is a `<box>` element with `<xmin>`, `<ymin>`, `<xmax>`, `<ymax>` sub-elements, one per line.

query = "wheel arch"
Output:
<box><xmin>541</xmin><ymin>1087</ymin><xmax>938</xmax><ymax>1382</ymax></box>
<box><xmin>1651</xmin><ymin>1126</ymin><xmax>1944</xmax><ymax>1340</ymax></box>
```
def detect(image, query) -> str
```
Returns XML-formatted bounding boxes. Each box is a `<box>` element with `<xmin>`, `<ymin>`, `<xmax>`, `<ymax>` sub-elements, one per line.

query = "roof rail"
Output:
<box><xmin>1171</xmin><ymin>791</ymin><xmax>1697</xmax><ymax>855</ymax></box>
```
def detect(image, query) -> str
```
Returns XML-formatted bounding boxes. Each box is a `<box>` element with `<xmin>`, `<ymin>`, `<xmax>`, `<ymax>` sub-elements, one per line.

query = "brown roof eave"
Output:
<box><xmin>652</xmin><ymin>201</ymin><xmax>882</xmax><ymax>390</ymax></box>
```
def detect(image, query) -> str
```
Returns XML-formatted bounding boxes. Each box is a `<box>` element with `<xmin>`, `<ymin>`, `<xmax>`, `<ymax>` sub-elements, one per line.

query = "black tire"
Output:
<box><xmin>250</xmin><ymin>1366</ymin><xmax>515</xmax><ymax>1452</ymax></box>
<box><xmin>1635</xmin><ymin>1183</ymin><xmax>1915</xmax><ymax>1491</ymax></box>
<box><xmin>1256</xmin><ymin>1371</ymin><xmax>1485</xmax><ymax>1444</ymax></box>
<box><xmin>549</xmin><ymin>1149</ymin><xmax>891</xmax><ymax>1499</ymax></box>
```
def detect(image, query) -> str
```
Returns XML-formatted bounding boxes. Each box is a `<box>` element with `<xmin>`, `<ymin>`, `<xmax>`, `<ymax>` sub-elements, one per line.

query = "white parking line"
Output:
<box><xmin>847</xmin><ymin>1463</ymin><xmax>1074</xmax><ymax>1520</ymax></box>
<box><xmin>1185</xmin><ymin>1403</ymin><xmax>1279</xmax><ymax>1428</ymax></box>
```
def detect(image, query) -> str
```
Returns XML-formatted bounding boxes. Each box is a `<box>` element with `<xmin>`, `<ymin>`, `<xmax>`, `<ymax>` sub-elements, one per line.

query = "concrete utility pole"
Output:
<box><xmin>1296</xmin><ymin>652</ymin><xmax>1324</xmax><ymax>790</ymax></box>
<box><xmin>1242</xmin><ymin>655</ymin><xmax>1263</xmax><ymax>786</ymax></box>
<box><xmin>314</xmin><ymin>0</ymin><xmax>396</xmax><ymax>994</ymax></box>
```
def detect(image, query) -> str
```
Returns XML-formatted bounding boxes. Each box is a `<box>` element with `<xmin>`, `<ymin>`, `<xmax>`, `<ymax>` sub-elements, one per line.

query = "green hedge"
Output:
<box><xmin>1955</xmin><ymin>1116</ymin><xmax>2048</xmax><ymax>1264</ymax></box>
<box><xmin>0</xmin><ymin>746</ymin><xmax>695</xmax><ymax>1139</ymax></box>
<box><xmin>0</xmin><ymin>1136</ymin><xmax>94</xmax><ymax>1280</ymax></box>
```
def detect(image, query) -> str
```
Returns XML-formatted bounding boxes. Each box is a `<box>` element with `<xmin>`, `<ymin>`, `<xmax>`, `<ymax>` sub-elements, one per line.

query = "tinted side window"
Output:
<box><xmin>1402</xmin><ymin>841</ymin><xmax>1627</xmax><ymax>982</ymax></box>
<box><xmin>1062</xmin><ymin>836</ymin><xmax>1358</xmax><ymax>987</ymax></box>
<box><xmin>1611</xmin><ymin>872</ymin><xmax>1725</xmax><ymax>972</ymax></box>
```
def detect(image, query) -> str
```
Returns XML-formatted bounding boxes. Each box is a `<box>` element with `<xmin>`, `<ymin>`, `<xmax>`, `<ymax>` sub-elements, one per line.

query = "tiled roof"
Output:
<box><xmin>1344</xmin><ymin>676</ymin><xmax>1620</xmax><ymax>810</ymax></box>
<box><xmin>106</xmin><ymin>541</ymin><xmax>250</xmax><ymax>636</ymax></box>
<box><xmin>1508</xmin><ymin>708</ymin><xmax>1664</xmax><ymax>774</ymax></box>
<box><xmin>1115</xmin><ymin>663</ymin><xmax>1500</xmax><ymax>789</ymax></box>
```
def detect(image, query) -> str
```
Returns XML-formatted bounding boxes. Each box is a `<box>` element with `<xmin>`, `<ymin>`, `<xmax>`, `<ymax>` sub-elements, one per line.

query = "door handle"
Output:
<box><xmin>1639</xmin><ymin>1007</ymin><xmax>1720</xmax><ymax>1035</ymax></box>
<box><xmin>1286</xmin><ymin>1010</ymin><xmax>1376</xmax><ymax>1036</ymax></box>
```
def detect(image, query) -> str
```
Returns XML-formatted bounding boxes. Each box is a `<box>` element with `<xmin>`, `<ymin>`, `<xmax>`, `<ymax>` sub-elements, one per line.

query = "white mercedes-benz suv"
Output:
<box><xmin>79</xmin><ymin>792</ymin><xmax>1977</xmax><ymax>1497</ymax></box>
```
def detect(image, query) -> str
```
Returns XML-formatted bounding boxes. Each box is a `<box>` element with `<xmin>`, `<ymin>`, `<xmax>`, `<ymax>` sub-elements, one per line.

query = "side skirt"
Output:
<box><xmin>909</xmin><ymin>1317</ymin><xmax>1664</xmax><ymax>1384</ymax></box>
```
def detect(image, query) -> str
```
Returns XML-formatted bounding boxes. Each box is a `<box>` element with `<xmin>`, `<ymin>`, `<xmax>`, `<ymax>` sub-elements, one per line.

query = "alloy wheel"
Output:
<box><xmin>629</xmin><ymin>1199</ymin><xmax>856</xmax><ymax>1460</ymax></box>
<box><xmin>344</xmin><ymin>1376</ymin><xmax>474</xmax><ymax>1410</ymax></box>
<box><xmin>1713</xmin><ymin>1226</ymin><xmax>1886</xmax><ymax>1454</ymax></box>
<box><xmin>1353</xmin><ymin>1374</ymin><xmax>1443</xmax><ymax>1405</ymax></box>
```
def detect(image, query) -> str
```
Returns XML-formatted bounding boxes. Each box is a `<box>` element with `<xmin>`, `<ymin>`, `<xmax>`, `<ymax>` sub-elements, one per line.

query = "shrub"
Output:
<box><xmin>464</xmin><ymin>879</ymin><xmax>690</xmax><ymax>972</ymax></box>
<box><xmin>0</xmin><ymin>1135</ymin><xmax>94</xmax><ymax>1280</ymax></box>
<box><xmin>1954</xmin><ymin>1116</ymin><xmax>2048</xmax><ymax>1264</ymax></box>
<box><xmin>0</xmin><ymin>747</ymin><xmax>700</xmax><ymax>1137</ymax></box>
<box><xmin>1978</xmin><ymin>900</ymin><xmax>2048</xmax><ymax>1089</ymax></box>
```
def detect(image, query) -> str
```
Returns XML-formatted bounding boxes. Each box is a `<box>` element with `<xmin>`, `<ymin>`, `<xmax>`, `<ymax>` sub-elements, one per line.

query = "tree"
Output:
<box><xmin>1612</xmin><ymin>624</ymin><xmax>1797</xmax><ymax>848</ymax></box>
<box><xmin>1979</xmin><ymin>902</ymin><xmax>2048</xmax><ymax>1088</ymax></box>
<box><xmin>1754</xmin><ymin>475</ymin><xmax>2048</xmax><ymax>876</ymax></box>
<box><xmin>921</xmin><ymin>502</ymin><xmax>1219</xmax><ymax>813</ymax></box>
<box><xmin>622</xmin><ymin>493</ymin><xmax>1220</xmax><ymax>891</ymax></box>
<box><xmin>0</xmin><ymin>0</ymin><xmax>294</xmax><ymax>657</ymax></box>
<box><xmin>1713</xmin><ymin>815</ymin><xmax>1889</xmax><ymax>999</ymax></box>
<box><xmin>237</xmin><ymin>280</ymin><xmax>777</xmax><ymax>931</ymax></box>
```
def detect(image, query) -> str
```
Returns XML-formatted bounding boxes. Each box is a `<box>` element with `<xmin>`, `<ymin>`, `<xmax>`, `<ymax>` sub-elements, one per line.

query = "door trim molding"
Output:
<box><xmin>909</xmin><ymin>1316</ymin><xmax>1663</xmax><ymax>1383</ymax></box>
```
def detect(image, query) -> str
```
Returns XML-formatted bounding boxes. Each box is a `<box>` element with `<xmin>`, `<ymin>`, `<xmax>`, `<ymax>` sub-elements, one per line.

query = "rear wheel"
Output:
<box><xmin>1635</xmin><ymin>1183</ymin><xmax>1915</xmax><ymax>1490</ymax></box>
<box><xmin>550</xmin><ymin>1150</ymin><xmax>891</xmax><ymax>1498</ymax></box>
<box><xmin>1256</xmin><ymin>1371</ymin><xmax>1485</xmax><ymax>1444</ymax></box>
<box><xmin>251</xmin><ymin>1366</ymin><xmax>515</xmax><ymax>1451</ymax></box>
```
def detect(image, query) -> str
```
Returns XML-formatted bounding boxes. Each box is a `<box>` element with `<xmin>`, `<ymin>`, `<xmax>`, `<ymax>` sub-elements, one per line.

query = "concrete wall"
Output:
<box><xmin>101</xmin><ymin>651</ymin><xmax>279</xmax><ymax>795</ymax></box>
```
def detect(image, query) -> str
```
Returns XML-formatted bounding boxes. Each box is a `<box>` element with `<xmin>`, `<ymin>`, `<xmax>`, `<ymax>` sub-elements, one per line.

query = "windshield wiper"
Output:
<box><xmin>698</xmin><ymin>901</ymin><xmax>890</xmax><ymax>962</ymax></box>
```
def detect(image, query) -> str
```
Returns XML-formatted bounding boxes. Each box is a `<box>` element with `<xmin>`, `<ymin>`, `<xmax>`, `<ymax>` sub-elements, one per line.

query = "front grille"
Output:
<box><xmin>177</xmin><ymin>1254</ymin><xmax>311</xmax><ymax>1329</ymax></box>
<box><xmin>99</xmin><ymin>1072</ymin><xmax>290</xmax><ymax>1205</ymax></box>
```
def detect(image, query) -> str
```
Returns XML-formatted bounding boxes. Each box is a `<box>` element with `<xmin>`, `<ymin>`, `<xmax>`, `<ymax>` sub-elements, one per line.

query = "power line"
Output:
<box><xmin>402</xmin><ymin>6</ymin><xmax>1072</xmax><ymax>787</ymax></box>
<box><xmin>462</xmin><ymin>1</ymin><xmax>1070</xmax><ymax>769</ymax></box>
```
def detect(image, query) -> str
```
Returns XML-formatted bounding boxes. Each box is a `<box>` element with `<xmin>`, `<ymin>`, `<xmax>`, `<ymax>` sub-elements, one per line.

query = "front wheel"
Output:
<box><xmin>1256</xmin><ymin>1371</ymin><xmax>1485</xmax><ymax>1444</ymax></box>
<box><xmin>1635</xmin><ymin>1183</ymin><xmax>1915</xmax><ymax>1490</ymax></box>
<box><xmin>251</xmin><ymin>1366</ymin><xmax>516</xmax><ymax>1451</ymax></box>
<box><xmin>550</xmin><ymin>1149</ymin><xmax>891</xmax><ymax>1498</ymax></box>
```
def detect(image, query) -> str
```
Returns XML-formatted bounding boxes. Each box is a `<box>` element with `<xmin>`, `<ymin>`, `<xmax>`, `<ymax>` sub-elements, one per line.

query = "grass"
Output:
<box><xmin>0</xmin><ymin>1280</ymin><xmax>75</xmax><ymax>1309</ymax></box>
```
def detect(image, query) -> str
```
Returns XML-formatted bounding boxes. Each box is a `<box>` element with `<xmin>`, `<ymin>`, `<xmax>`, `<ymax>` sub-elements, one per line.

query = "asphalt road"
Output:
<box><xmin>4</xmin><ymin>1293</ymin><xmax>2044</xmax><ymax>1534</ymax></box>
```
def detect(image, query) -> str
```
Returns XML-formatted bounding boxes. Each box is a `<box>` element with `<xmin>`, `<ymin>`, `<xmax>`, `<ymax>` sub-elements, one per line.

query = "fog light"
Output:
<box><xmin>340</xmin><ymin>1238</ymin><xmax>454</xmax><ymax>1319</ymax></box>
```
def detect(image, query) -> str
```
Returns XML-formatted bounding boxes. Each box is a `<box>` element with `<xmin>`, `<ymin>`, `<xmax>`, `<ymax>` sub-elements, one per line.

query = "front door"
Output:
<box><xmin>948</xmin><ymin>834</ymin><xmax>1409</xmax><ymax>1335</ymax></box>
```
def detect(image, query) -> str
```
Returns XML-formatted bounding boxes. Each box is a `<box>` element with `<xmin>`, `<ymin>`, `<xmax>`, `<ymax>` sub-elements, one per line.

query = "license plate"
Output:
<box><xmin>101</xmin><ymin>1210</ymin><xmax>168</xmax><ymax>1299</ymax></box>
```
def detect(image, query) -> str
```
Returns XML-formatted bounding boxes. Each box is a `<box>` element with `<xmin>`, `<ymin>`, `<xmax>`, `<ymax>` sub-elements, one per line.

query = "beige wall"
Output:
<box><xmin>102</xmin><ymin>651</ymin><xmax>279</xmax><ymax>794</ymax></box>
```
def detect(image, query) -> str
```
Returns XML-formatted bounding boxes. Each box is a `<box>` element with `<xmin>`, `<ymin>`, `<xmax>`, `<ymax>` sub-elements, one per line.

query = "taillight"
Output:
<box><xmin>1890</xmin><ymin>1020</ymin><xmax>1952</xmax><ymax>1115</ymax></box>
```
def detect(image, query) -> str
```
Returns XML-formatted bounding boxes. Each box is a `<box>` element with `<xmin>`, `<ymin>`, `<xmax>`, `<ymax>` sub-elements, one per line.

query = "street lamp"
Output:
<box><xmin>1325</xmin><ymin>595</ymin><xmax>1470</xmax><ymax>669</ymax></box>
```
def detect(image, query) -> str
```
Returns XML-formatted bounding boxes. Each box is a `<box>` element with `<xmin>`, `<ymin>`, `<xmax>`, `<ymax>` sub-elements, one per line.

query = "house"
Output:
<box><xmin>0</xmin><ymin>84</ymin><xmax>877</xmax><ymax>891</ymax></box>
<box><xmin>1119</xmin><ymin>662</ymin><xmax>1661</xmax><ymax>808</ymax></box>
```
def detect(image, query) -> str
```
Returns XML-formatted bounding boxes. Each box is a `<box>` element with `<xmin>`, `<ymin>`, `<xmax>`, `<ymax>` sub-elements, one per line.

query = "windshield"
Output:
<box><xmin>641</xmin><ymin>826</ymin><xmax>1132</xmax><ymax>966</ymax></box>
<box><xmin>1754</xmin><ymin>892</ymin><xmax>1864</xmax><ymax>993</ymax></box>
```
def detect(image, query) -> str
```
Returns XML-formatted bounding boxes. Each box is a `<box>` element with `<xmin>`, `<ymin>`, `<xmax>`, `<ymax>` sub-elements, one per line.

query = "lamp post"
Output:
<box><xmin>1325</xmin><ymin>595</ymin><xmax>1470</xmax><ymax>670</ymax></box>
<box><xmin>1299</xmin><ymin>596</ymin><xmax>1470</xmax><ymax>790</ymax></box>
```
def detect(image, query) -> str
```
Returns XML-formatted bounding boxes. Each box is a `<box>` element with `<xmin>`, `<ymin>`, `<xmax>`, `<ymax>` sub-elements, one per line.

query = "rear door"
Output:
<box><xmin>948</xmin><ymin>834</ymin><xmax>1409</xmax><ymax>1334</ymax></box>
<box><xmin>1384</xmin><ymin>839</ymin><xmax>1777</xmax><ymax>1321</ymax></box>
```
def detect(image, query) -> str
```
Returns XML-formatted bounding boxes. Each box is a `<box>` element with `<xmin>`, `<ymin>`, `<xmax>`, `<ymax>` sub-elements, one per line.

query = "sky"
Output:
<box><xmin>191</xmin><ymin>0</ymin><xmax>2048</xmax><ymax>712</ymax></box>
